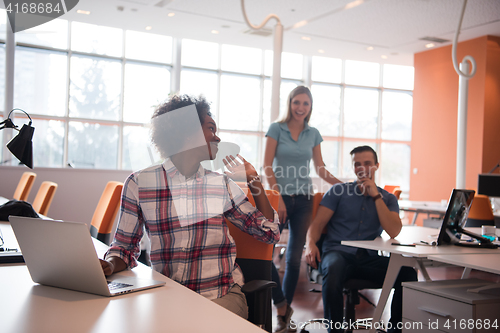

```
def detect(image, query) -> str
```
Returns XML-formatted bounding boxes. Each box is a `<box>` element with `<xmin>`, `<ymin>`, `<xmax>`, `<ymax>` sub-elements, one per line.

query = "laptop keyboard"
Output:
<box><xmin>107</xmin><ymin>281</ymin><xmax>133</xmax><ymax>290</ymax></box>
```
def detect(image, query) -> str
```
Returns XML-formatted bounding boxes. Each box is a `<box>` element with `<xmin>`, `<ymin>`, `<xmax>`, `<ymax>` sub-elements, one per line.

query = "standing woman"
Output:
<box><xmin>264</xmin><ymin>85</ymin><xmax>341</xmax><ymax>332</ymax></box>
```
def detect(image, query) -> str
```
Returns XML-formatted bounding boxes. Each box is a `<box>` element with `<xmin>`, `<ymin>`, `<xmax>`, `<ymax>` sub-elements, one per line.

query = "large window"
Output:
<box><xmin>310</xmin><ymin>58</ymin><xmax>413</xmax><ymax>192</ymax></box>
<box><xmin>0</xmin><ymin>17</ymin><xmax>414</xmax><ymax>193</ymax></box>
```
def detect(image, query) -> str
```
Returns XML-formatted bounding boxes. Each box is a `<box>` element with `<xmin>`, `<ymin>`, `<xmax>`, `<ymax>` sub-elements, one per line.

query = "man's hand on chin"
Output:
<box><xmin>358</xmin><ymin>177</ymin><xmax>378</xmax><ymax>197</ymax></box>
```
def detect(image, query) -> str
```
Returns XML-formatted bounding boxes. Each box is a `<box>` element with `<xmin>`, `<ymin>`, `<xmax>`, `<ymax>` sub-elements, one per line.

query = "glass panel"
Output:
<box><xmin>69</xmin><ymin>55</ymin><xmax>122</xmax><ymax>121</ymax></box>
<box><xmin>381</xmin><ymin>91</ymin><xmax>413</xmax><ymax>141</ymax></box>
<box><xmin>311</xmin><ymin>56</ymin><xmax>342</xmax><ymax>83</ymax></box>
<box><xmin>219</xmin><ymin>74</ymin><xmax>260</xmax><ymax>131</ymax></box>
<box><xmin>281</xmin><ymin>52</ymin><xmax>303</xmax><ymax>80</ymax></box>
<box><xmin>218</xmin><ymin>132</ymin><xmax>259</xmax><ymax>172</ymax></box>
<box><xmin>32</xmin><ymin>119</ymin><xmax>64</xmax><ymax>167</ymax></box>
<box><xmin>264</xmin><ymin>50</ymin><xmax>273</xmax><ymax>77</ymax></box>
<box><xmin>265</xmin><ymin>51</ymin><xmax>304</xmax><ymax>80</ymax></box>
<box><xmin>262</xmin><ymin>80</ymin><xmax>299</xmax><ymax>132</ymax></box>
<box><xmin>310</xmin><ymin>140</ymin><xmax>339</xmax><ymax>178</ymax></box>
<box><xmin>383</xmin><ymin>64</ymin><xmax>414</xmax><ymax>90</ymax></box>
<box><xmin>381</xmin><ymin>143</ymin><xmax>411</xmax><ymax>192</ymax></box>
<box><xmin>122</xmin><ymin>126</ymin><xmax>161</xmax><ymax>171</ymax></box>
<box><xmin>221</xmin><ymin>44</ymin><xmax>261</xmax><ymax>75</ymax></box>
<box><xmin>123</xmin><ymin>62</ymin><xmax>170</xmax><ymax>123</ymax></box>
<box><xmin>0</xmin><ymin>44</ymin><xmax>5</xmax><ymax>112</ymax></box>
<box><xmin>16</xmin><ymin>19</ymin><xmax>68</xmax><ymax>49</ymax></box>
<box><xmin>342</xmin><ymin>141</ymin><xmax>378</xmax><ymax>181</ymax></box>
<box><xmin>180</xmin><ymin>69</ymin><xmax>218</xmax><ymax>114</ymax></box>
<box><xmin>71</xmin><ymin>22</ymin><xmax>122</xmax><ymax>57</ymax></box>
<box><xmin>125</xmin><ymin>30</ymin><xmax>172</xmax><ymax>63</ymax></box>
<box><xmin>345</xmin><ymin>60</ymin><xmax>380</xmax><ymax>87</ymax></box>
<box><xmin>0</xmin><ymin>9</ymin><xmax>6</xmax><ymax>41</ymax></box>
<box><xmin>181</xmin><ymin>39</ymin><xmax>218</xmax><ymax>69</ymax></box>
<box><xmin>68</xmin><ymin>122</ymin><xmax>118</xmax><ymax>169</ymax></box>
<box><xmin>310</xmin><ymin>84</ymin><xmax>341</xmax><ymax>136</ymax></box>
<box><xmin>343</xmin><ymin>88</ymin><xmax>379</xmax><ymax>138</ymax></box>
<box><xmin>14</xmin><ymin>47</ymin><xmax>67</xmax><ymax>117</ymax></box>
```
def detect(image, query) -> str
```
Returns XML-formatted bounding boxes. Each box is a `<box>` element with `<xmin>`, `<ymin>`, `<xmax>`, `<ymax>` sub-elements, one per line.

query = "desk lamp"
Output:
<box><xmin>0</xmin><ymin>109</ymin><xmax>35</xmax><ymax>169</ymax></box>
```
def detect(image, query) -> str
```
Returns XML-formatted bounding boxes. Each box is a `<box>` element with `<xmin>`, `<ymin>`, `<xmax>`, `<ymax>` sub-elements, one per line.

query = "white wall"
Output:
<box><xmin>0</xmin><ymin>166</ymin><xmax>131</xmax><ymax>227</ymax></box>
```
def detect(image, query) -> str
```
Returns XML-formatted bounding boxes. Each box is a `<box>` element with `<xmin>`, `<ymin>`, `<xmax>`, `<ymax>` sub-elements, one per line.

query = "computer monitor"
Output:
<box><xmin>437</xmin><ymin>189</ymin><xmax>496</xmax><ymax>248</ymax></box>
<box><xmin>478</xmin><ymin>174</ymin><xmax>500</xmax><ymax>197</ymax></box>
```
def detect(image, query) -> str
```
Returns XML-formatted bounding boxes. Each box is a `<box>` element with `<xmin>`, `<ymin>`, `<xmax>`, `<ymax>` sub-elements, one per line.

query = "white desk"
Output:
<box><xmin>399</xmin><ymin>200</ymin><xmax>500</xmax><ymax>225</ymax></box>
<box><xmin>0</xmin><ymin>222</ymin><xmax>265</xmax><ymax>333</ymax></box>
<box><xmin>427</xmin><ymin>253</ymin><xmax>500</xmax><ymax>276</ymax></box>
<box><xmin>342</xmin><ymin>226</ymin><xmax>500</xmax><ymax>333</ymax></box>
<box><xmin>398</xmin><ymin>200</ymin><xmax>447</xmax><ymax>225</ymax></box>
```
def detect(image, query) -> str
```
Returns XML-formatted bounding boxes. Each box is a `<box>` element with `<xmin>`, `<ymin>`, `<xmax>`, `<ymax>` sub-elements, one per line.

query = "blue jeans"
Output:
<box><xmin>272</xmin><ymin>194</ymin><xmax>313</xmax><ymax>307</ymax></box>
<box><xmin>321</xmin><ymin>250</ymin><xmax>417</xmax><ymax>333</ymax></box>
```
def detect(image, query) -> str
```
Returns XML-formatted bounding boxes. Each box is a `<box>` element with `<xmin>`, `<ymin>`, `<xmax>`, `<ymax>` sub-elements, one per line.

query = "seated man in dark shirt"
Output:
<box><xmin>305</xmin><ymin>145</ymin><xmax>417</xmax><ymax>333</ymax></box>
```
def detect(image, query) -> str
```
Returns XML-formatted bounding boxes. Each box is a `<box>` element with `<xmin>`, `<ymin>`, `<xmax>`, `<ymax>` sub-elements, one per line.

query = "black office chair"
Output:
<box><xmin>342</xmin><ymin>279</ymin><xmax>382</xmax><ymax>332</ymax></box>
<box><xmin>305</xmin><ymin>232</ymin><xmax>383</xmax><ymax>333</ymax></box>
<box><xmin>226</xmin><ymin>189</ymin><xmax>280</xmax><ymax>332</ymax></box>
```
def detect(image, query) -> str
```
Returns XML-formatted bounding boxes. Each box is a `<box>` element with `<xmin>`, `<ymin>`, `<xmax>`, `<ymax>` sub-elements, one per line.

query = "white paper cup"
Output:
<box><xmin>482</xmin><ymin>225</ymin><xmax>496</xmax><ymax>237</ymax></box>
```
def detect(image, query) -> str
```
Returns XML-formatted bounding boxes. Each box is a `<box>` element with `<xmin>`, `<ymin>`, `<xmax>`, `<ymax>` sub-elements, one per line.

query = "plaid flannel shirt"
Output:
<box><xmin>105</xmin><ymin>159</ymin><xmax>280</xmax><ymax>300</ymax></box>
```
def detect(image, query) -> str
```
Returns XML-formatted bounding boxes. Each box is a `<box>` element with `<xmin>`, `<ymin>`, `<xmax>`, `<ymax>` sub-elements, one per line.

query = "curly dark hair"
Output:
<box><xmin>150</xmin><ymin>94</ymin><xmax>212</xmax><ymax>158</ymax></box>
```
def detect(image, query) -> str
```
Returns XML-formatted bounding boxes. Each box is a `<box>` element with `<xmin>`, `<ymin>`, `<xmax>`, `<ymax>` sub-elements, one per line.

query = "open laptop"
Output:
<box><xmin>436</xmin><ymin>189</ymin><xmax>497</xmax><ymax>248</ymax></box>
<box><xmin>0</xmin><ymin>222</ymin><xmax>24</xmax><ymax>263</ymax></box>
<box><xmin>9</xmin><ymin>216</ymin><xmax>166</xmax><ymax>296</ymax></box>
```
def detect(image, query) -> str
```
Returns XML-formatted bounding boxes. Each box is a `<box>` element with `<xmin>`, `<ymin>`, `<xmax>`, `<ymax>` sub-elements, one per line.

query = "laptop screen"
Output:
<box><xmin>437</xmin><ymin>189</ymin><xmax>475</xmax><ymax>245</ymax></box>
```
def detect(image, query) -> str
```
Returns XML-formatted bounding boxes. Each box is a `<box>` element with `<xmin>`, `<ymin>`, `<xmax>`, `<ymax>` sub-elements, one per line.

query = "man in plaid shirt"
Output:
<box><xmin>101</xmin><ymin>94</ymin><xmax>280</xmax><ymax>318</ymax></box>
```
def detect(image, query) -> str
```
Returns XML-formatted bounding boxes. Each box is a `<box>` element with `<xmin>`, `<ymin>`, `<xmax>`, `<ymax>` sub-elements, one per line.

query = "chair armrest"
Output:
<box><xmin>241</xmin><ymin>280</ymin><xmax>276</xmax><ymax>294</ymax></box>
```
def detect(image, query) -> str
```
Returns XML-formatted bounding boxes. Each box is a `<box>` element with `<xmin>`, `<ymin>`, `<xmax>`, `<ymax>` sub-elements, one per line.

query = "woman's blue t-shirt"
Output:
<box><xmin>265</xmin><ymin>122</ymin><xmax>323</xmax><ymax>196</ymax></box>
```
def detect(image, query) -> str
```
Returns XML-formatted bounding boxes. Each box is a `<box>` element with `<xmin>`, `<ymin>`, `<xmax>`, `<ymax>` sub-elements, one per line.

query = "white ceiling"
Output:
<box><xmin>20</xmin><ymin>0</ymin><xmax>500</xmax><ymax>65</ymax></box>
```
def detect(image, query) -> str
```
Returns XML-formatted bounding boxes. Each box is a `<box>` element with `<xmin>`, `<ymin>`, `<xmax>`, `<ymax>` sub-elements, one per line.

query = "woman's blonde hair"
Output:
<box><xmin>278</xmin><ymin>85</ymin><xmax>313</xmax><ymax>123</ymax></box>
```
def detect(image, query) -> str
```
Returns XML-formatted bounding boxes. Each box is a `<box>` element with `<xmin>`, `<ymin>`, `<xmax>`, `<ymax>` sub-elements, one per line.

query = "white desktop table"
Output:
<box><xmin>399</xmin><ymin>199</ymin><xmax>500</xmax><ymax>225</ymax></box>
<box><xmin>342</xmin><ymin>226</ymin><xmax>500</xmax><ymax>333</ymax></box>
<box><xmin>427</xmin><ymin>253</ymin><xmax>500</xmax><ymax>276</ymax></box>
<box><xmin>398</xmin><ymin>200</ymin><xmax>447</xmax><ymax>225</ymax></box>
<box><xmin>0</xmin><ymin>221</ymin><xmax>265</xmax><ymax>333</ymax></box>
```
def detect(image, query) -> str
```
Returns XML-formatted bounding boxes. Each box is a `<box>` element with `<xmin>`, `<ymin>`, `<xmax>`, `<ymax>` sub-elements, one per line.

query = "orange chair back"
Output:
<box><xmin>32</xmin><ymin>181</ymin><xmax>58</xmax><ymax>216</ymax></box>
<box><xmin>226</xmin><ymin>189</ymin><xmax>279</xmax><ymax>261</ymax></box>
<box><xmin>383</xmin><ymin>185</ymin><xmax>400</xmax><ymax>194</ymax></box>
<box><xmin>384</xmin><ymin>185</ymin><xmax>401</xmax><ymax>199</ymax></box>
<box><xmin>90</xmin><ymin>181</ymin><xmax>124</xmax><ymax>235</ymax></box>
<box><xmin>468</xmin><ymin>194</ymin><xmax>494</xmax><ymax>220</ymax></box>
<box><xmin>13</xmin><ymin>172</ymin><xmax>36</xmax><ymax>201</ymax></box>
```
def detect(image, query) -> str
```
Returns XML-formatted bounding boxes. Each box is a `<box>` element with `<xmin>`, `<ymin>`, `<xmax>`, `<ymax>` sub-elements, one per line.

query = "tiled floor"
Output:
<box><xmin>271</xmin><ymin>252</ymin><xmax>500</xmax><ymax>333</ymax></box>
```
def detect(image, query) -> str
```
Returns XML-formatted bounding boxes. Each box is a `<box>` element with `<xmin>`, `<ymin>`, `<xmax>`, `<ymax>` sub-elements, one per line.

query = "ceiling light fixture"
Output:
<box><xmin>425</xmin><ymin>43</ymin><xmax>435</xmax><ymax>48</ymax></box>
<box><xmin>318</xmin><ymin>49</ymin><xmax>325</xmax><ymax>54</ymax></box>
<box><xmin>292</xmin><ymin>20</ymin><xmax>307</xmax><ymax>29</ymax></box>
<box><xmin>211</xmin><ymin>30</ymin><xmax>219</xmax><ymax>34</ymax></box>
<box><xmin>301</xmin><ymin>36</ymin><xmax>311</xmax><ymax>41</ymax></box>
<box><xmin>366</xmin><ymin>46</ymin><xmax>374</xmax><ymax>51</ymax></box>
<box><xmin>76</xmin><ymin>10</ymin><xmax>90</xmax><ymax>15</ymax></box>
<box><xmin>345</xmin><ymin>0</ymin><xmax>365</xmax><ymax>10</ymax></box>
<box><xmin>381</xmin><ymin>55</ymin><xmax>388</xmax><ymax>59</ymax></box>
<box><xmin>168</xmin><ymin>12</ymin><xmax>175</xmax><ymax>17</ymax></box>
<box><xmin>145</xmin><ymin>26</ymin><xmax>152</xmax><ymax>31</ymax></box>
